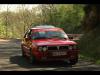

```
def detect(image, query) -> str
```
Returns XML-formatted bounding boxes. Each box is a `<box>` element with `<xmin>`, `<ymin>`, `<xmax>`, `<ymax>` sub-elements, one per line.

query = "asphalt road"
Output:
<box><xmin>0</xmin><ymin>39</ymin><xmax>100</xmax><ymax>71</ymax></box>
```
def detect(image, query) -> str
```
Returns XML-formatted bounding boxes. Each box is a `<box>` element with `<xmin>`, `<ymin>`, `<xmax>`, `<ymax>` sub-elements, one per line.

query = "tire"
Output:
<box><xmin>68</xmin><ymin>58</ymin><xmax>78</xmax><ymax>65</ymax></box>
<box><xmin>21</xmin><ymin>45</ymin><xmax>26</xmax><ymax>57</ymax></box>
<box><xmin>29</xmin><ymin>49</ymin><xmax>36</xmax><ymax>64</ymax></box>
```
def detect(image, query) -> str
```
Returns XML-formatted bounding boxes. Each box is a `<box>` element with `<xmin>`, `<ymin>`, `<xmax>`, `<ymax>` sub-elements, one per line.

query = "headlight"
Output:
<box><xmin>38</xmin><ymin>47</ymin><xmax>43</xmax><ymax>51</ymax></box>
<box><xmin>38</xmin><ymin>46</ymin><xmax>47</xmax><ymax>52</ymax></box>
<box><xmin>42</xmin><ymin>47</ymin><xmax>47</xmax><ymax>51</ymax></box>
<box><xmin>68</xmin><ymin>46</ymin><xmax>73</xmax><ymax>50</ymax></box>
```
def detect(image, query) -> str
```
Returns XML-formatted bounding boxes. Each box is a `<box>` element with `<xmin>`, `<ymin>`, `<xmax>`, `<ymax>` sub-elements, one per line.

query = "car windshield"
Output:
<box><xmin>31</xmin><ymin>30</ymin><xmax>68</xmax><ymax>40</ymax></box>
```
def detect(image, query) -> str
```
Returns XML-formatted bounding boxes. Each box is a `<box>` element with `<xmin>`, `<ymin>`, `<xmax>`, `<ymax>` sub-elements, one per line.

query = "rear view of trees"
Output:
<box><xmin>0</xmin><ymin>4</ymin><xmax>84</xmax><ymax>39</ymax></box>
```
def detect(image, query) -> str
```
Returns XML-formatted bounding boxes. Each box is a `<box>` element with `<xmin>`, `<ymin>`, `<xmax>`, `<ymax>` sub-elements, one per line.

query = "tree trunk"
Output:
<box><xmin>83</xmin><ymin>4</ymin><xmax>100</xmax><ymax>33</ymax></box>
<box><xmin>5</xmin><ymin>5</ymin><xmax>9</xmax><ymax>38</ymax></box>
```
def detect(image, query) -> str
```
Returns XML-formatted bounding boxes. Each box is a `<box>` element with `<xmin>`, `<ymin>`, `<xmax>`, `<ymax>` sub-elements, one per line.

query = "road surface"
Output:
<box><xmin>0</xmin><ymin>39</ymin><xmax>100</xmax><ymax>71</ymax></box>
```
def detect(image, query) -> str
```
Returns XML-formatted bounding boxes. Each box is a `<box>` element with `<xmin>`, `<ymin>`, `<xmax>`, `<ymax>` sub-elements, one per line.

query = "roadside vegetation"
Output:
<box><xmin>0</xmin><ymin>4</ymin><xmax>84</xmax><ymax>39</ymax></box>
<box><xmin>79</xmin><ymin>5</ymin><xmax>100</xmax><ymax>64</ymax></box>
<box><xmin>0</xmin><ymin>4</ymin><xmax>100</xmax><ymax>64</ymax></box>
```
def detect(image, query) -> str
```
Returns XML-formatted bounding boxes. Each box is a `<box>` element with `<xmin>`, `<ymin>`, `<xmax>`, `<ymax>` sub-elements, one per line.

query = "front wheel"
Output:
<box><xmin>29</xmin><ymin>49</ymin><xmax>36</xmax><ymax>64</ymax></box>
<box><xmin>68</xmin><ymin>58</ymin><xmax>78</xmax><ymax>65</ymax></box>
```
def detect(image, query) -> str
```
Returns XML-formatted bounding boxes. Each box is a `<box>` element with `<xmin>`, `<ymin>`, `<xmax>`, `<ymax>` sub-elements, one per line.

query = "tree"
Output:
<box><xmin>0</xmin><ymin>4</ymin><xmax>84</xmax><ymax>38</ymax></box>
<box><xmin>5</xmin><ymin>5</ymin><xmax>9</xmax><ymax>38</ymax></box>
<box><xmin>38</xmin><ymin>4</ymin><xmax>84</xmax><ymax>33</ymax></box>
<box><xmin>79</xmin><ymin>4</ymin><xmax>100</xmax><ymax>60</ymax></box>
<box><xmin>83</xmin><ymin>4</ymin><xmax>100</xmax><ymax>32</ymax></box>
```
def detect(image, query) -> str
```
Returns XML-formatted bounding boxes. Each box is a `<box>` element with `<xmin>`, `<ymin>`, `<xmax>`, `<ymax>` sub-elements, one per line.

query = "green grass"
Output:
<box><xmin>95</xmin><ymin>60</ymin><xmax>100</xmax><ymax>64</ymax></box>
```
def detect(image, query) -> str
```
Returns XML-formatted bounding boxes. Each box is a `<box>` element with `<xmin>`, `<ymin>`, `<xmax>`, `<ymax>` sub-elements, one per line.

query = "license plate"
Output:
<box><xmin>52</xmin><ymin>52</ymin><xmax>67</xmax><ymax>56</ymax></box>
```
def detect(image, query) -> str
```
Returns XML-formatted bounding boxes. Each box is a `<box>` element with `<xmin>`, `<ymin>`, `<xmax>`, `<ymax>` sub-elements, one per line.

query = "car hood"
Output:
<box><xmin>32</xmin><ymin>39</ymin><xmax>77</xmax><ymax>46</ymax></box>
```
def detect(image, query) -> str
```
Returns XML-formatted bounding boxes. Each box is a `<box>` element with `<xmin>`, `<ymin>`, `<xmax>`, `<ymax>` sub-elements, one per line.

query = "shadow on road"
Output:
<box><xmin>10</xmin><ymin>55</ymin><xmax>72</xmax><ymax>69</ymax></box>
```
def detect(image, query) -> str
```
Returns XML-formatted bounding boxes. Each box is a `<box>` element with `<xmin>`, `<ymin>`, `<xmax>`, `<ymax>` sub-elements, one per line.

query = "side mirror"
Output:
<box><xmin>25</xmin><ymin>34</ymin><xmax>31</xmax><ymax>41</ymax></box>
<box><xmin>25</xmin><ymin>36</ymin><xmax>31</xmax><ymax>41</ymax></box>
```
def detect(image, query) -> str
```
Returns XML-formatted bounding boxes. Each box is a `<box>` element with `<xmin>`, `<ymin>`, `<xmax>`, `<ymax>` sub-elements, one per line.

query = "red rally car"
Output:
<box><xmin>21</xmin><ymin>25</ymin><xmax>79</xmax><ymax>65</ymax></box>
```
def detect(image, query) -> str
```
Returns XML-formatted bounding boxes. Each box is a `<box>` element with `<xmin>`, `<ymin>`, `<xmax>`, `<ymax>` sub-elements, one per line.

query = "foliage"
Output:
<box><xmin>79</xmin><ymin>5</ymin><xmax>100</xmax><ymax>64</ymax></box>
<box><xmin>0</xmin><ymin>4</ymin><xmax>84</xmax><ymax>38</ymax></box>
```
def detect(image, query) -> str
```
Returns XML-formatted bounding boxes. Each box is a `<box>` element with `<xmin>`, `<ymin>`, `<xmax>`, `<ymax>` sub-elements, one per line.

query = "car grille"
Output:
<box><xmin>47</xmin><ymin>46</ymin><xmax>68</xmax><ymax>51</ymax></box>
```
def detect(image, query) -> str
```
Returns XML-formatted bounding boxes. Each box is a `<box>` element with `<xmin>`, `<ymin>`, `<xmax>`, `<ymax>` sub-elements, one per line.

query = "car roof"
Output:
<box><xmin>34</xmin><ymin>25</ymin><xmax>55</xmax><ymax>28</ymax></box>
<box><xmin>31</xmin><ymin>27</ymin><xmax>62</xmax><ymax>30</ymax></box>
<box><xmin>30</xmin><ymin>25</ymin><xmax>62</xmax><ymax>31</ymax></box>
<box><xmin>31</xmin><ymin>25</ymin><xmax>58</xmax><ymax>29</ymax></box>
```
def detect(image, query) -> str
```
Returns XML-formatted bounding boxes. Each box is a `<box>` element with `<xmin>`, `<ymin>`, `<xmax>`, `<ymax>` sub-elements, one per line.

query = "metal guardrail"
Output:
<box><xmin>67</xmin><ymin>34</ymin><xmax>83</xmax><ymax>40</ymax></box>
<box><xmin>67</xmin><ymin>34</ymin><xmax>83</xmax><ymax>36</ymax></box>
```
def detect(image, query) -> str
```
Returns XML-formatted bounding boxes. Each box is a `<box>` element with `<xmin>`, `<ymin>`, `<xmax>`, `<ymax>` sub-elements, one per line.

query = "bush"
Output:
<box><xmin>79</xmin><ymin>26</ymin><xmax>100</xmax><ymax>63</ymax></box>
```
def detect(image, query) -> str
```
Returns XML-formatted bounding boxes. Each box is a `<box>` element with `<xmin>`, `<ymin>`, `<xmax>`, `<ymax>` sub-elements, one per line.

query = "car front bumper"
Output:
<box><xmin>36</xmin><ymin>50</ymin><xmax>79</xmax><ymax>62</ymax></box>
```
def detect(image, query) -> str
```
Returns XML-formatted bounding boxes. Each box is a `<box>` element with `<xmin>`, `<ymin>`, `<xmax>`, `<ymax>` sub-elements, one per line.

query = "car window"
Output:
<box><xmin>31</xmin><ymin>30</ymin><xmax>68</xmax><ymax>40</ymax></box>
<box><xmin>31</xmin><ymin>32</ymin><xmax>46</xmax><ymax>39</ymax></box>
<box><xmin>31</xmin><ymin>32</ymin><xmax>39</xmax><ymax>39</ymax></box>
